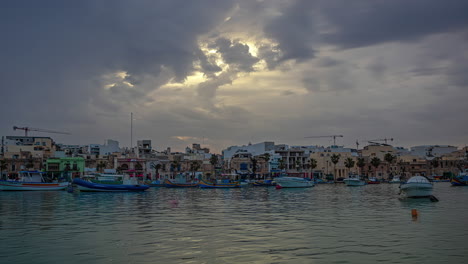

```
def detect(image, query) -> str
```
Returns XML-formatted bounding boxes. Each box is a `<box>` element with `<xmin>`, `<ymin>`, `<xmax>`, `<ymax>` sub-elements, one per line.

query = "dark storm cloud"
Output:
<box><xmin>0</xmin><ymin>0</ymin><xmax>235</xmax><ymax>134</ymax></box>
<box><xmin>263</xmin><ymin>0</ymin><xmax>317</xmax><ymax>62</ymax></box>
<box><xmin>209</xmin><ymin>37</ymin><xmax>260</xmax><ymax>72</ymax></box>
<box><xmin>319</xmin><ymin>0</ymin><xmax>468</xmax><ymax>49</ymax></box>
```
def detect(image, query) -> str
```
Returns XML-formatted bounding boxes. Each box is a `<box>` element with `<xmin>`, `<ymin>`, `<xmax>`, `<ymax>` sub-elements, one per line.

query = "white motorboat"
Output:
<box><xmin>343</xmin><ymin>174</ymin><xmax>366</xmax><ymax>186</ymax></box>
<box><xmin>389</xmin><ymin>175</ymin><xmax>402</xmax><ymax>184</ymax></box>
<box><xmin>399</xmin><ymin>176</ymin><xmax>433</xmax><ymax>197</ymax></box>
<box><xmin>275</xmin><ymin>177</ymin><xmax>314</xmax><ymax>188</ymax></box>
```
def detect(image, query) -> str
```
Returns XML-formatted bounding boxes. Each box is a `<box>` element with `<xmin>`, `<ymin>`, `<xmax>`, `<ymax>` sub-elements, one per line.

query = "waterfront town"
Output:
<box><xmin>1</xmin><ymin>133</ymin><xmax>467</xmax><ymax>182</ymax></box>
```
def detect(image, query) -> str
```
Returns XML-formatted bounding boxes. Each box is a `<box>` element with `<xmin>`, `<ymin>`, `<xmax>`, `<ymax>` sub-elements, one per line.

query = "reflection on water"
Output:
<box><xmin>1</xmin><ymin>183</ymin><xmax>467</xmax><ymax>263</ymax></box>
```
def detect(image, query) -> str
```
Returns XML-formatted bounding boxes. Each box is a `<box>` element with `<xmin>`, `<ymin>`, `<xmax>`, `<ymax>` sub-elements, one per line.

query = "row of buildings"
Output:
<box><xmin>1</xmin><ymin>135</ymin><xmax>467</xmax><ymax>181</ymax></box>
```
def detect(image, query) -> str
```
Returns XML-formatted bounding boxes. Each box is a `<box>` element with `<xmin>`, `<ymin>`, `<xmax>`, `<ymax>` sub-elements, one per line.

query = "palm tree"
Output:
<box><xmin>250</xmin><ymin>157</ymin><xmax>258</xmax><ymax>179</ymax></box>
<box><xmin>97</xmin><ymin>161</ymin><xmax>107</xmax><ymax>173</ymax></box>
<box><xmin>370</xmin><ymin>157</ymin><xmax>381</xmax><ymax>178</ymax></box>
<box><xmin>330</xmin><ymin>154</ymin><xmax>341</xmax><ymax>181</ymax></box>
<box><xmin>0</xmin><ymin>160</ymin><xmax>8</xmax><ymax>180</ymax></box>
<box><xmin>278</xmin><ymin>158</ymin><xmax>286</xmax><ymax>173</ymax></box>
<box><xmin>209</xmin><ymin>155</ymin><xmax>218</xmax><ymax>179</ymax></box>
<box><xmin>150</xmin><ymin>163</ymin><xmax>162</xmax><ymax>179</ymax></box>
<box><xmin>430</xmin><ymin>157</ymin><xmax>440</xmax><ymax>177</ymax></box>
<box><xmin>344</xmin><ymin>157</ymin><xmax>355</xmax><ymax>177</ymax></box>
<box><xmin>307</xmin><ymin>158</ymin><xmax>318</xmax><ymax>179</ymax></box>
<box><xmin>170</xmin><ymin>160</ymin><xmax>179</xmax><ymax>178</ymax></box>
<box><xmin>356</xmin><ymin>158</ymin><xmax>366</xmax><ymax>176</ymax></box>
<box><xmin>262</xmin><ymin>153</ymin><xmax>271</xmax><ymax>178</ymax></box>
<box><xmin>190</xmin><ymin>161</ymin><xmax>201</xmax><ymax>181</ymax></box>
<box><xmin>384</xmin><ymin>153</ymin><xmax>396</xmax><ymax>178</ymax></box>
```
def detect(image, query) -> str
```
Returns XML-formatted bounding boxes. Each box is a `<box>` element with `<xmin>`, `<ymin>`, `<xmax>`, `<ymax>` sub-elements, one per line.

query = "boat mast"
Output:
<box><xmin>130</xmin><ymin>112</ymin><xmax>133</xmax><ymax>154</ymax></box>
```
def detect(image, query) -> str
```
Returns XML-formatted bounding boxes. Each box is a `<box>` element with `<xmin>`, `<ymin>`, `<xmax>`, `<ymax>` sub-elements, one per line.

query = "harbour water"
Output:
<box><xmin>1</xmin><ymin>183</ymin><xmax>467</xmax><ymax>263</ymax></box>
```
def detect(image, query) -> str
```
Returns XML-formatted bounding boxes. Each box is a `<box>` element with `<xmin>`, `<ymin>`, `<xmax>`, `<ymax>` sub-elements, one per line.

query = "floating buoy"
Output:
<box><xmin>275</xmin><ymin>185</ymin><xmax>282</xmax><ymax>189</ymax></box>
<box><xmin>411</xmin><ymin>209</ymin><xmax>418</xmax><ymax>219</ymax></box>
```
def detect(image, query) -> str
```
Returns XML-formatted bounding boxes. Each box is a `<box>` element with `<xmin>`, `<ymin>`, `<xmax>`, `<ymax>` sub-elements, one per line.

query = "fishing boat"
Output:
<box><xmin>148</xmin><ymin>179</ymin><xmax>165</xmax><ymax>187</ymax></box>
<box><xmin>399</xmin><ymin>175</ymin><xmax>433</xmax><ymax>197</ymax></box>
<box><xmin>0</xmin><ymin>171</ymin><xmax>68</xmax><ymax>191</ymax></box>
<box><xmin>198</xmin><ymin>179</ymin><xmax>241</xmax><ymax>188</ymax></box>
<box><xmin>367</xmin><ymin>177</ymin><xmax>381</xmax><ymax>184</ymax></box>
<box><xmin>343</xmin><ymin>173</ymin><xmax>366</xmax><ymax>186</ymax></box>
<box><xmin>252</xmin><ymin>179</ymin><xmax>276</xmax><ymax>186</ymax></box>
<box><xmin>275</xmin><ymin>177</ymin><xmax>314</xmax><ymax>188</ymax></box>
<box><xmin>389</xmin><ymin>175</ymin><xmax>402</xmax><ymax>184</ymax></box>
<box><xmin>451</xmin><ymin>169</ymin><xmax>468</xmax><ymax>186</ymax></box>
<box><xmin>164</xmin><ymin>179</ymin><xmax>198</xmax><ymax>188</ymax></box>
<box><xmin>72</xmin><ymin>172</ymin><xmax>149</xmax><ymax>192</ymax></box>
<box><xmin>163</xmin><ymin>174</ymin><xmax>198</xmax><ymax>187</ymax></box>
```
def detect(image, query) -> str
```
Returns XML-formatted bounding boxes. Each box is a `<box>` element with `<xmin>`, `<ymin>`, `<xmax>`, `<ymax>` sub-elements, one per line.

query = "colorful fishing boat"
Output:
<box><xmin>198</xmin><ymin>179</ymin><xmax>241</xmax><ymax>188</ymax></box>
<box><xmin>164</xmin><ymin>179</ymin><xmax>198</xmax><ymax>188</ymax></box>
<box><xmin>0</xmin><ymin>171</ymin><xmax>68</xmax><ymax>191</ymax></box>
<box><xmin>72</xmin><ymin>178</ymin><xmax>149</xmax><ymax>192</ymax></box>
<box><xmin>451</xmin><ymin>169</ymin><xmax>468</xmax><ymax>186</ymax></box>
<box><xmin>252</xmin><ymin>179</ymin><xmax>276</xmax><ymax>186</ymax></box>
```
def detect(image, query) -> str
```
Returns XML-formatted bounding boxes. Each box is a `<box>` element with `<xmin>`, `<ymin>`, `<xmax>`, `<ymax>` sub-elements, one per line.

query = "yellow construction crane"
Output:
<box><xmin>13</xmin><ymin>126</ymin><xmax>71</xmax><ymax>137</ymax></box>
<box><xmin>304</xmin><ymin>135</ymin><xmax>344</xmax><ymax>146</ymax></box>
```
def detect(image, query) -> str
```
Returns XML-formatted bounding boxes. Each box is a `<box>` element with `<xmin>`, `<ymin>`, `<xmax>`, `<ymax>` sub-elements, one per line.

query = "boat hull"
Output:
<box><xmin>73</xmin><ymin>179</ymin><xmax>149</xmax><ymax>192</ymax></box>
<box><xmin>343</xmin><ymin>179</ymin><xmax>366</xmax><ymax>186</ymax></box>
<box><xmin>0</xmin><ymin>181</ymin><xmax>68</xmax><ymax>191</ymax></box>
<box><xmin>400</xmin><ymin>183</ymin><xmax>433</xmax><ymax>197</ymax></box>
<box><xmin>164</xmin><ymin>179</ymin><xmax>198</xmax><ymax>188</ymax></box>
<box><xmin>451</xmin><ymin>177</ymin><xmax>468</xmax><ymax>186</ymax></box>
<box><xmin>198</xmin><ymin>180</ymin><xmax>240</xmax><ymax>188</ymax></box>
<box><xmin>275</xmin><ymin>177</ymin><xmax>314</xmax><ymax>188</ymax></box>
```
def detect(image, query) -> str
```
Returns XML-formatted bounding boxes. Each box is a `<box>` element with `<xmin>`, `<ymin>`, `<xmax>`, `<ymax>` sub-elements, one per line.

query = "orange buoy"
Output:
<box><xmin>411</xmin><ymin>209</ymin><xmax>418</xmax><ymax>219</ymax></box>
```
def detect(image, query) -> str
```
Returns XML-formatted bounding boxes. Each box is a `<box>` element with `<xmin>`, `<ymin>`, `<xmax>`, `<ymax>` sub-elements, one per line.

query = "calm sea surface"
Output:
<box><xmin>1</xmin><ymin>183</ymin><xmax>467</xmax><ymax>264</ymax></box>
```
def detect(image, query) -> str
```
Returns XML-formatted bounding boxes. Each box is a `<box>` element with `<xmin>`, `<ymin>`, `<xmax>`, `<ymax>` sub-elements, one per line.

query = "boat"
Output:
<box><xmin>451</xmin><ymin>169</ymin><xmax>468</xmax><ymax>186</ymax></box>
<box><xmin>367</xmin><ymin>177</ymin><xmax>381</xmax><ymax>184</ymax></box>
<box><xmin>163</xmin><ymin>174</ymin><xmax>199</xmax><ymax>187</ymax></box>
<box><xmin>72</xmin><ymin>173</ymin><xmax>149</xmax><ymax>192</ymax></box>
<box><xmin>198</xmin><ymin>179</ymin><xmax>241</xmax><ymax>188</ymax></box>
<box><xmin>148</xmin><ymin>179</ymin><xmax>165</xmax><ymax>187</ymax></box>
<box><xmin>343</xmin><ymin>174</ymin><xmax>366</xmax><ymax>186</ymax></box>
<box><xmin>164</xmin><ymin>179</ymin><xmax>198</xmax><ymax>188</ymax></box>
<box><xmin>0</xmin><ymin>171</ymin><xmax>68</xmax><ymax>191</ymax></box>
<box><xmin>399</xmin><ymin>176</ymin><xmax>433</xmax><ymax>197</ymax></box>
<box><xmin>275</xmin><ymin>177</ymin><xmax>314</xmax><ymax>188</ymax></box>
<box><xmin>389</xmin><ymin>175</ymin><xmax>403</xmax><ymax>184</ymax></box>
<box><xmin>252</xmin><ymin>179</ymin><xmax>276</xmax><ymax>186</ymax></box>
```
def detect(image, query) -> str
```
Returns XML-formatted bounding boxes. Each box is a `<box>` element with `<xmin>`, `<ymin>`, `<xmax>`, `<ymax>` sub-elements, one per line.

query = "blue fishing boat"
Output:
<box><xmin>451</xmin><ymin>169</ymin><xmax>468</xmax><ymax>186</ymax></box>
<box><xmin>72</xmin><ymin>178</ymin><xmax>149</xmax><ymax>192</ymax></box>
<box><xmin>164</xmin><ymin>179</ymin><xmax>198</xmax><ymax>188</ymax></box>
<box><xmin>198</xmin><ymin>179</ymin><xmax>241</xmax><ymax>188</ymax></box>
<box><xmin>252</xmin><ymin>179</ymin><xmax>276</xmax><ymax>186</ymax></box>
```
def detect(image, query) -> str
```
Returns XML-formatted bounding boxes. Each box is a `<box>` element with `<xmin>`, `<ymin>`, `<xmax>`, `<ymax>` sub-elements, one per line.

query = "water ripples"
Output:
<box><xmin>1</xmin><ymin>183</ymin><xmax>467</xmax><ymax>263</ymax></box>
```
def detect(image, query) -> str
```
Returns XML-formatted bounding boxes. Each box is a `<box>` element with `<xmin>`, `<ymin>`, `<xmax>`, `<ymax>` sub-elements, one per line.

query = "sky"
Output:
<box><xmin>1</xmin><ymin>0</ymin><xmax>468</xmax><ymax>153</ymax></box>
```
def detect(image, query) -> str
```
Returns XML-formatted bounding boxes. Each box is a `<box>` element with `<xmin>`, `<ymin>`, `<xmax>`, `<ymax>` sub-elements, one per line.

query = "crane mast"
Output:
<box><xmin>13</xmin><ymin>126</ymin><xmax>71</xmax><ymax>137</ymax></box>
<box><xmin>304</xmin><ymin>135</ymin><xmax>344</xmax><ymax>146</ymax></box>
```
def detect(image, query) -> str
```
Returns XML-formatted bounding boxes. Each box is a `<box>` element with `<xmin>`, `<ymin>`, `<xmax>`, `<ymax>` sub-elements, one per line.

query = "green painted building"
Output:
<box><xmin>46</xmin><ymin>157</ymin><xmax>85</xmax><ymax>179</ymax></box>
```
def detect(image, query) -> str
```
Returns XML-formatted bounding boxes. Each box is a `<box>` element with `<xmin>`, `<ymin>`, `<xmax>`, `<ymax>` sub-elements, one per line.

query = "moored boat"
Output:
<box><xmin>72</xmin><ymin>178</ymin><xmax>149</xmax><ymax>192</ymax></box>
<box><xmin>0</xmin><ymin>171</ymin><xmax>68</xmax><ymax>191</ymax></box>
<box><xmin>367</xmin><ymin>177</ymin><xmax>381</xmax><ymax>184</ymax></box>
<box><xmin>400</xmin><ymin>176</ymin><xmax>433</xmax><ymax>197</ymax></box>
<box><xmin>198</xmin><ymin>179</ymin><xmax>241</xmax><ymax>188</ymax></box>
<box><xmin>389</xmin><ymin>176</ymin><xmax>402</xmax><ymax>184</ymax></box>
<box><xmin>343</xmin><ymin>174</ymin><xmax>366</xmax><ymax>186</ymax></box>
<box><xmin>275</xmin><ymin>177</ymin><xmax>314</xmax><ymax>188</ymax></box>
<box><xmin>164</xmin><ymin>179</ymin><xmax>198</xmax><ymax>188</ymax></box>
<box><xmin>252</xmin><ymin>179</ymin><xmax>276</xmax><ymax>186</ymax></box>
<box><xmin>451</xmin><ymin>169</ymin><xmax>468</xmax><ymax>186</ymax></box>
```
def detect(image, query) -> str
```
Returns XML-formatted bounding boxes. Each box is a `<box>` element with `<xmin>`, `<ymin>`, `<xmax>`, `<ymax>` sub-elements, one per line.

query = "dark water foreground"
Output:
<box><xmin>1</xmin><ymin>183</ymin><xmax>467</xmax><ymax>264</ymax></box>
